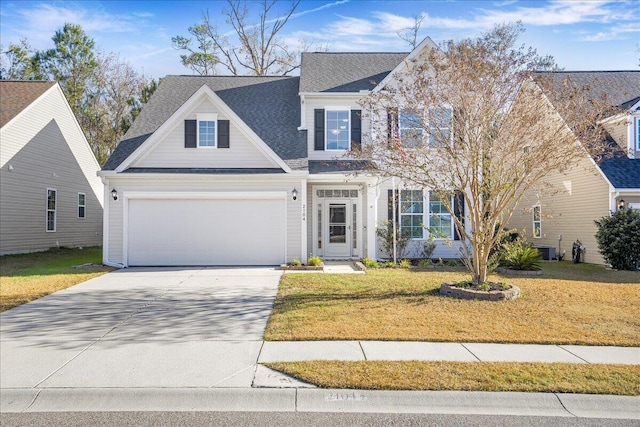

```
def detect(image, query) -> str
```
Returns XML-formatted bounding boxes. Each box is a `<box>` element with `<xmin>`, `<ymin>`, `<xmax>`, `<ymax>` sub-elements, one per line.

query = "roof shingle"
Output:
<box><xmin>0</xmin><ymin>81</ymin><xmax>55</xmax><ymax>128</ymax></box>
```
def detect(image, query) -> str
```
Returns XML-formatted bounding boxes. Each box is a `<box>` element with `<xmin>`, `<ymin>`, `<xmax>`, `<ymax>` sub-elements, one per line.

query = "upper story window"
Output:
<box><xmin>326</xmin><ymin>109</ymin><xmax>350</xmax><ymax>150</ymax></box>
<box><xmin>636</xmin><ymin>117</ymin><xmax>639</xmax><ymax>150</ymax></box>
<box><xmin>399</xmin><ymin>109</ymin><xmax>423</xmax><ymax>148</ymax></box>
<box><xmin>78</xmin><ymin>193</ymin><xmax>86</xmax><ymax>219</ymax></box>
<box><xmin>46</xmin><ymin>189</ymin><xmax>56</xmax><ymax>232</ymax></box>
<box><xmin>428</xmin><ymin>107</ymin><xmax>452</xmax><ymax>148</ymax></box>
<box><xmin>197</xmin><ymin>114</ymin><xmax>217</xmax><ymax>148</ymax></box>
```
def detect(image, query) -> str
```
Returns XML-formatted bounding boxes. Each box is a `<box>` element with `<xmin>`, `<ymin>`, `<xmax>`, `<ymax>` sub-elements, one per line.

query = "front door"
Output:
<box><xmin>324</xmin><ymin>201</ymin><xmax>350</xmax><ymax>257</ymax></box>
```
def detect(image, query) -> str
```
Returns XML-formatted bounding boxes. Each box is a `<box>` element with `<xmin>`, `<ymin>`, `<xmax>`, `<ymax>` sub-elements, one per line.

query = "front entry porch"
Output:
<box><xmin>311</xmin><ymin>186</ymin><xmax>362</xmax><ymax>260</ymax></box>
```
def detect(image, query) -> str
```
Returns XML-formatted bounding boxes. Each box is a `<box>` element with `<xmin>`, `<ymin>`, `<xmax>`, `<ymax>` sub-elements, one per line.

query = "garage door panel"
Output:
<box><xmin>127</xmin><ymin>198</ymin><xmax>284</xmax><ymax>266</ymax></box>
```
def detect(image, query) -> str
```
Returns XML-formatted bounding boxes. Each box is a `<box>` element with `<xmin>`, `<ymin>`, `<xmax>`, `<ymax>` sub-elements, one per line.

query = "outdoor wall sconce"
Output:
<box><xmin>111</xmin><ymin>188</ymin><xmax>118</xmax><ymax>201</ymax></box>
<box><xmin>292</xmin><ymin>188</ymin><xmax>298</xmax><ymax>201</ymax></box>
<box><xmin>618</xmin><ymin>199</ymin><xmax>625</xmax><ymax>210</ymax></box>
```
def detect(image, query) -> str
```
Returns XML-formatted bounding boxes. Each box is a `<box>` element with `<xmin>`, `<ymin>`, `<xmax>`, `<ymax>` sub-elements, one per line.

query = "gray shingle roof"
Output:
<box><xmin>308</xmin><ymin>160</ymin><xmax>374</xmax><ymax>174</ymax></box>
<box><xmin>537</xmin><ymin>71</ymin><xmax>640</xmax><ymax>109</ymax></box>
<box><xmin>0</xmin><ymin>81</ymin><xmax>55</xmax><ymax>128</ymax></box>
<box><xmin>599</xmin><ymin>154</ymin><xmax>640</xmax><ymax>189</ymax></box>
<box><xmin>103</xmin><ymin>75</ymin><xmax>307</xmax><ymax>171</ymax></box>
<box><xmin>299</xmin><ymin>52</ymin><xmax>407</xmax><ymax>93</ymax></box>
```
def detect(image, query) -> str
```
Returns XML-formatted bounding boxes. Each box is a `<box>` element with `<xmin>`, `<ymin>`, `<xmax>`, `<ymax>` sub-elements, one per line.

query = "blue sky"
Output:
<box><xmin>1</xmin><ymin>0</ymin><xmax>638</xmax><ymax>79</ymax></box>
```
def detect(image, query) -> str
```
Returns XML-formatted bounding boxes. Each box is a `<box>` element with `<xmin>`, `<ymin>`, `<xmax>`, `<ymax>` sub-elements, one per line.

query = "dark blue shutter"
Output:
<box><xmin>387</xmin><ymin>108</ymin><xmax>398</xmax><ymax>143</ymax></box>
<box><xmin>184</xmin><ymin>120</ymin><xmax>196</xmax><ymax>148</ymax></box>
<box><xmin>218</xmin><ymin>120</ymin><xmax>230</xmax><ymax>148</ymax></box>
<box><xmin>314</xmin><ymin>109</ymin><xmax>325</xmax><ymax>151</ymax></box>
<box><xmin>453</xmin><ymin>191</ymin><xmax>465</xmax><ymax>241</ymax></box>
<box><xmin>388</xmin><ymin>189</ymin><xmax>399</xmax><ymax>226</ymax></box>
<box><xmin>351</xmin><ymin>110</ymin><xmax>361</xmax><ymax>151</ymax></box>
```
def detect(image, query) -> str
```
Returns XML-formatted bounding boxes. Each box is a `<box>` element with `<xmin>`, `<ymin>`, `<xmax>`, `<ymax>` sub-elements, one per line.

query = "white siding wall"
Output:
<box><xmin>105</xmin><ymin>176</ymin><xmax>304</xmax><ymax>265</ymax></box>
<box><xmin>0</xmin><ymin>86</ymin><xmax>103</xmax><ymax>254</ymax></box>
<box><xmin>134</xmin><ymin>98</ymin><xmax>278</xmax><ymax>169</ymax></box>
<box><xmin>303</xmin><ymin>95</ymin><xmax>368</xmax><ymax>161</ymax></box>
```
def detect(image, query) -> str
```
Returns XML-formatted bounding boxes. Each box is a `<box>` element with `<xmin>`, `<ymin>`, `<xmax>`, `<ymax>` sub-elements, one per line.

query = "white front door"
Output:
<box><xmin>324</xmin><ymin>200</ymin><xmax>351</xmax><ymax>257</ymax></box>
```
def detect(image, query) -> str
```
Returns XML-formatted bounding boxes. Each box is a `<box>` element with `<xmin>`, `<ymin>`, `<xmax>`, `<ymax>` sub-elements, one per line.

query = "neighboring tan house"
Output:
<box><xmin>0</xmin><ymin>81</ymin><xmax>103</xmax><ymax>255</ymax></box>
<box><xmin>508</xmin><ymin>71</ymin><xmax>640</xmax><ymax>264</ymax></box>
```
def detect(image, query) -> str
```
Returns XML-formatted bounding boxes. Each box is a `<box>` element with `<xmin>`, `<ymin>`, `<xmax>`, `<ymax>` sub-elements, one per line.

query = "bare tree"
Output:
<box><xmin>358</xmin><ymin>23</ymin><xmax>610</xmax><ymax>286</ymax></box>
<box><xmin>397</xmin><ymin>15</ymin><xmax>425</xmax><ymax>49</ymax></box>
<box><xmin>173</xmin><ymin>0</ymin><xmax>302</xmax><ymax>76</ymax></box>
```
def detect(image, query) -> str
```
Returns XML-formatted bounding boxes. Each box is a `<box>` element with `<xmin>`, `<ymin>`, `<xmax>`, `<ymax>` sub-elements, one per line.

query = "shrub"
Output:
<box><xmin>399</xmin><ymin>259</ymin><xmax>412</xmax><ymax>268</ymax></box>
<box><xmin>376</xmin><ymin>220</ymin><xmax>411</xmax><ymax>260</ymax></box>
<box><xmin>445</xmin><ymin>259</ymin><xmax>462</xmax><ymax>267</ymax></box>
<box><xmin>381</xmin><ymin>261</ymin><xmax>397</xmax><ymax>268</ymax></box>
<box><xmin>291</xmin><ymin>259</ymin><xmax>302</xmax><ymax>267</ymax></box>
<box><xmin>306</xmin><ymin>256</ymin><xmax>323</xmax><ymax>266</ymax></box>
<box><xmin>419</xmin><ymin>259</ymin><xmax>433</xmax><ymax>268</ymax></box>
<box><xmin>595</xmin><ymin>209</ymin><xmax>640</xmax><ymax>270</ymax></box>
<box><xmin>421</xmin><ymin>238</ymin><xmax>436</xmax><ymax>259</ymax></box>
<box><xmin>361</xmin><ymin>257</ymin><xmax>379</xmax><ymax>269</ymax></box>
<box><xmin>499</xmin><ymin>238</ymin><xmax>542</xmax><ymax>271</ymax></box>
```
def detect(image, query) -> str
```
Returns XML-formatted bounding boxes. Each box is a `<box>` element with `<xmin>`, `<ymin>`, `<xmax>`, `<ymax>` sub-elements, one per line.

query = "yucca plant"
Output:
<box><xmin>499</xmin><ymin>237</ymin><xmax>542</xmax><ymax>271</ymax></box>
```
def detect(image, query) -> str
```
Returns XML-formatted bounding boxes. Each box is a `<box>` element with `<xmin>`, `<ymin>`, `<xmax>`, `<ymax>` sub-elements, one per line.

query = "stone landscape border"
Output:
<box><xmin>440</xmin><ymin>283</ymin><xmax>521</xmax><ymax>301</ymax></box>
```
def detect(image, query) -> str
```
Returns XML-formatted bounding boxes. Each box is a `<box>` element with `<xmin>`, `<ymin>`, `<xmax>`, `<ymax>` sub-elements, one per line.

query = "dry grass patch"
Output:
<box><xmin>0</xmin><ymin>247</ymin><xmax>113</xmax><ymax>312</ymax></box>
<box><xmin>266</xmin><ymin>361</ymin><xmax>640</xmax><ymax>395</ymax></box>
<box><xmin>265</xmin><ymin>262</ymin><xmax>640</xmax><ymax>345</ymax></box>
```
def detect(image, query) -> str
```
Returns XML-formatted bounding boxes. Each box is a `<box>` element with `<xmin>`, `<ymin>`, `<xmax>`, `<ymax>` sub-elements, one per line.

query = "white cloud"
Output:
<box><xmin>580</xmin><ymin>22</ymin><xmax>640</xmax><ymax>42</ymax></box>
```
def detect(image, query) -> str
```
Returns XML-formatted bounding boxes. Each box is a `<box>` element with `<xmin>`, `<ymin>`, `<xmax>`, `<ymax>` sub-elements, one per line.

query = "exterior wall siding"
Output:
<box><xmin>134</xmin><ymin>98</ymin><xmax>278</xmax><ymax>169</ymax></box>
<box><xmin>0</xmin><ymin>86</ymin><xmax>103</xmax><ymax>254</ymax></box>
<box><xmin>508</xmin><ymin>156</ymin><xmax>610</xmax><ymax>264</ymax></box>
<box><xmin>105</xmin><ymin>176</ymin><xmax>304</xmax><ymax>266</ymax></box>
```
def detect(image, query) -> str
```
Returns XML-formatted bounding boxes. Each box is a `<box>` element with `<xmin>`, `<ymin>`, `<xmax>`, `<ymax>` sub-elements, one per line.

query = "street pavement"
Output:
<box><xmin>1</xmin><ymin>267</ymin><xmax>638</xmax><ymax>419</ymax></box>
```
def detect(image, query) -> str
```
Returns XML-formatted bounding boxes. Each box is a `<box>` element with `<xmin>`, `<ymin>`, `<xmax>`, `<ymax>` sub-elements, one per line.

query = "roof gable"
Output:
<box><xmin>103</xmin><ymin>76</ymin><xmax>306</xmax><ymax>171</ymax></box>
<box><xmin>0</xmin><ymin>81</ymin><xmax>56</xmax><ymax>128</ymax></box>
<box><xmin>116</xmin><ymin>83</ymin><xmax>291</xmax><ymax>172</ymax></box>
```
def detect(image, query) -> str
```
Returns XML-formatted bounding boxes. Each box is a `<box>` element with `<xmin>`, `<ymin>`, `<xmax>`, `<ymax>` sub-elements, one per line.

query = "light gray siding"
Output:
<box><xmin>0</xmin><ymin>86</ymin><xmax>103</xmax><ymax>254</ymax></box>
<box><xmin>133</xmin><ymin>97</ymin><xmax>278</xmax><ymax>169</ymax></box>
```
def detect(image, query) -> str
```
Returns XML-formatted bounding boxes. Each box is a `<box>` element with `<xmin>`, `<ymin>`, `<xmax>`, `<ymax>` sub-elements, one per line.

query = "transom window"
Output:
<box><xmin>429</xmin><ymin>192</ymin><xmax>453</xmax><ymax>239</ymax></box>
<box><xmin>326</xmin><ymin>109</ymin><xmax>350</xmax><ymax>150</ymax></box>
<box><xmin>78</xmin><ymin>193</ymin><xmax>86</xmax><ymax>219</ymax></box>
<box><xmin>533</xmin><ymin>205</ymin><xmax>542</xmax><ymax>238</ymax></box>
<box><xmin>400</xmin><ymin>190</ymin><xmax>424</xmax><ymax>238</ymax></box>
<box><xmin>316</xmin><ymin>189</ymin><xmax>358</xmax><ymax>198</ymax></box>
<box><xmin>46</xmin><ymin>189</ymin><xmax>56</xmax><ymax>232</ymax></box>
<box><xmin>399</xmin><ymin>109</ymin><xmax>423</xmax><ymax>148</ymax></box>
<box><xmin>197</xmin><ymin>114</ymin><xmax>217</xmax><ymax>147</ymax></box>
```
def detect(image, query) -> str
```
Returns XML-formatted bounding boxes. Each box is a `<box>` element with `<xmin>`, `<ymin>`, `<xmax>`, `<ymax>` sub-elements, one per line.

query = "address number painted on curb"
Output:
<box><xmin>325</xmin><ymin>391</ymin><xmax>368</xmax><ymax>402</ymax></box>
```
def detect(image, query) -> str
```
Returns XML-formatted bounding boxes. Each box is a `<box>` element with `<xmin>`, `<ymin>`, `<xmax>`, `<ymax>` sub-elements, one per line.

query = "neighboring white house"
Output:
<box><xmin>0</xmin><ymin>81</ymin><xmax>104</xmax><ymax>255</ymax></box>
<box><xmin>99</xmin><ymin>38</ymin><xmax>472</xmax><ymax>267</ymax></box>
<box><xmin>508</xmin><ymin>71</ymin><xmax>640</xmax><ymax>264</ymax></box>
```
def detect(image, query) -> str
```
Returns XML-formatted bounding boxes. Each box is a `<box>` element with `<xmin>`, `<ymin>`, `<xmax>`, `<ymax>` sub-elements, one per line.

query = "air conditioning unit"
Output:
<box><xmin>535</xmin><ymin>246</ymin><xmax>556</xmax><ymax>261</ymax></box>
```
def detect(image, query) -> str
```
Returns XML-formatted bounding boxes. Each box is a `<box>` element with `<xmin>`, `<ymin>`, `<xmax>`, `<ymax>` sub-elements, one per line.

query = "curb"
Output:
<box><xmin>2</xmin><ymin>388</ymin><xmax>638</xmax><ymax>419</ymax></box>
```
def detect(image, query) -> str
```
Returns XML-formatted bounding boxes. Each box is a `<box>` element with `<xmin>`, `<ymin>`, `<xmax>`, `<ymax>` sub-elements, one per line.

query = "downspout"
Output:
<box><xmin>392</xmin><ymin>177</ymin><xmax>397</xmax><ymax>264</ymax></box>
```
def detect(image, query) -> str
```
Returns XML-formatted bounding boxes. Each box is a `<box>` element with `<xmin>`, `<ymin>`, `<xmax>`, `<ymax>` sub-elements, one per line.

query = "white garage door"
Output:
<box><xmin>127</xmin><ymin>196</ymin><xmax>285</xmax><ymax>266</ymax></box>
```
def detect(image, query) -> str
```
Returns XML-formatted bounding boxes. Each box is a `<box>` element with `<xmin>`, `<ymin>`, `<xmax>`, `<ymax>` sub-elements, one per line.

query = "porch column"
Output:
<box><xmin>366</xmin><ymin>182</ymin><xmax>377</xmax><ymax>259</ymax></box>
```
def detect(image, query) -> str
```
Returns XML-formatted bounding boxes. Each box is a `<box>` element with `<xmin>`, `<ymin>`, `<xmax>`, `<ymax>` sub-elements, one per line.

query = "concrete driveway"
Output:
<box><xmin>0</xmin><ymin>267</ymin><xmax>282</xmax><ymax>389</ymax></box>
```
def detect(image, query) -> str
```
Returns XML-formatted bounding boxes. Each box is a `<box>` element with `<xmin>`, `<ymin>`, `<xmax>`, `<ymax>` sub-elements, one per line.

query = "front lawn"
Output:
<box><xmin>0</xmin><ymin>247</ymin><xmax>113</xmax><ymax>312</ymax></box>
<box><xmin>266</xmin><ymin>361</ymin><xmax>640</xmax><ymax>395</ymax></box>
<box><xmin>264</xmin><ymin>262</ymin><xmax>640</xmax><ymax>346</ymax></box>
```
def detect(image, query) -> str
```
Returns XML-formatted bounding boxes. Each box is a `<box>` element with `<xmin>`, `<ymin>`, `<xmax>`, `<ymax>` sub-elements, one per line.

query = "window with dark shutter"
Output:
<box><xmin>351</xmin><ymin>110</ymin><xmax>361</xmax><ymax>151</ymax></box>
<box><xmin>184</xmin><ymin>120</ymin><xmax>197</xmax><ymax>148</ymax></box>
<box><xmin>387</xmin><ymin>189</ymin><xmax>399</xmax><ymax>226</ymax></box>
<box><xmin>218</xmin><ymin>120</ymin><xmax>230</xmax><ymax>148</ymax></box>
<box><xmin>314</xmin><ymin>109</ymin><xmax>325</xmax><ymax>151</ymax></box>
<box><xmin>387</xmin><ymin>108</ymin><xmax>398</xmax><ymax>143</ymax></box>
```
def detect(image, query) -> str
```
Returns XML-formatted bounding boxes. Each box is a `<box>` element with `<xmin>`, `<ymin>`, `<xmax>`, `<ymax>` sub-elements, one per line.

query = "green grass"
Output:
<box><xmin>265</xmin><ymin>261</ymin><xmax>640</xmax><ymax>345</ymax></box>
<box><xmin>0</xmin><ymin>247</ymin><xmax>113</xmax><ymax>312</ymax></box>
<box><xmin>266</xmin><ymin>361</ymin><xmax>640</xmax><ymax>395</ymax></box>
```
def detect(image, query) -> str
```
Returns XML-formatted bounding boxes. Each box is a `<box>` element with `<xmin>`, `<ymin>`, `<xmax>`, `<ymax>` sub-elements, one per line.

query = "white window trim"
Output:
<box><xmin>398</xmin><ymin>190</ymin><xmax>455</xmax><ymax>240</ymax></box>
<box><xmin>427</xmin><ymin>191</ymin><xmax>454</xmax><ymax>240</ymax></box>
<box><xmin>46</xmin><ymin>188</ymin><xmax>57</xmax><ymax>232</ymax></box>
<box><xmin>197</xmin><ymin>113</ymin><xmax>218</xmax><ymax>148</ymax></box>
<box><xmin>78</xmin><ymin>192</ymin><xmax>86</xmax><ymax>219</ymax></box>
<box><xmin>325</xmin><ymin>107</ymin><xmax>351</xmax><ymax>151</ymax></box>
<box><xmin>533</xmin><ymin>205</ymin><xmax>542</xmax><ymax>239</ymax></box>
<box><xmin>636</xmin><ymin>116</ymin><xmax>640</xmax><ymax>150</ymax></box>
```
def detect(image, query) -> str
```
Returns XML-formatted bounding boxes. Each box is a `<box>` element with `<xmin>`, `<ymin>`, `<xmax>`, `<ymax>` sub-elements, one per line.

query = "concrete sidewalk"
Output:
<box><xmin>258</xmin><ymin>341</ymin><xmax>640</xmax><ymax>365</ymax></box>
